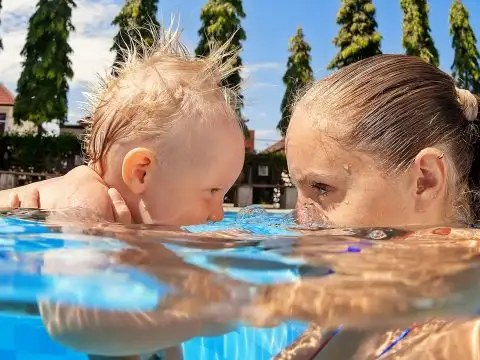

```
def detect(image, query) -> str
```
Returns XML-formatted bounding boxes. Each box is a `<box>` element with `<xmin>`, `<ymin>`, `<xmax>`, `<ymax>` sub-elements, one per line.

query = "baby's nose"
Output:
<box><xmin>209</xmin><ymin>204</ymin><xmax>224</xmax><ymax>222</ymax></box>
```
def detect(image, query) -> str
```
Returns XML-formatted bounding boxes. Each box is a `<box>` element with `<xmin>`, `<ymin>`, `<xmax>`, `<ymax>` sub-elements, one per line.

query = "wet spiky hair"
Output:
<box><xmin>81</xmin><ymin>19</ymin><xmax>241</xmax><ymax>171</ymax></box>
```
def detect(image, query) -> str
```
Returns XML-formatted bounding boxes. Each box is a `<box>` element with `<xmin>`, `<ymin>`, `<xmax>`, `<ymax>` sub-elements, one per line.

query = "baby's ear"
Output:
<box><xmin>121</xmin><ymin>147</ymin><xmax>157</xmax><ymax>194</ymax></box>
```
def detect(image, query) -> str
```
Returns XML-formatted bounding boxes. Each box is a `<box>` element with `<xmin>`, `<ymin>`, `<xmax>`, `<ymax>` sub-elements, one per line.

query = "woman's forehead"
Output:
<box><xmin>287</xmin><ymin>128</ymin><xmax>377</xmax><ymax>179</ymax></box>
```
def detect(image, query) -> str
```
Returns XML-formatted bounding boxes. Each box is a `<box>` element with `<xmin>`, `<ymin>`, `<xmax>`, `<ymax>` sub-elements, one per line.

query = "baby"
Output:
<box><xmin>0</xmin><ymin>27</ymin><xmax>245</xmax><ymax>227</ymax></box>
<box><xmin>1</xmin><ymin>26</ymin><xmax>248</xmax><ymax>360</ymax></box>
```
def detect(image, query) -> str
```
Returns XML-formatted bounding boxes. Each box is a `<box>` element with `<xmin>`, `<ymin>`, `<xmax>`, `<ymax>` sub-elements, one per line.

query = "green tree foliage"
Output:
<box><xmin>449</xmin><ymin>0</ymin><xmax>480</xmax><ymax>92</ymax></box>
<box><xmin>0</xmin><ymin>133</ymin><xmax>81</xmax><ymax>173</ymax></box>
<box><xmin>195</xmin><ymin>0</ymin><xmax>247</xmax><ymax>126</ymax></box>
<box><xmin>328</xmin><ymin>0</ymin><xmax>382</xmax><ymax>70</ymax></box>
<box><xmin>0</xmin><ymin>0</ymin><xmax>3</xmax><ymax>51</ymax></box>
<box><xmin>111</xmin><ymin>0</ymin><xmax>160</xmax><ymax>74</ymax></box>
<box><xmin>277</xmin><ymin>27</ymin><xmax>314</xmax><ymax>136</ymax></box>
<box><xmin>400</xmin><ymin>0</ymin><xmax>439</xmax><ymax>66</ymax></box>
<box><xmin>14</xmin><ymin>0</ymin><xmax>76</xmax><ymax>134</ymax></box>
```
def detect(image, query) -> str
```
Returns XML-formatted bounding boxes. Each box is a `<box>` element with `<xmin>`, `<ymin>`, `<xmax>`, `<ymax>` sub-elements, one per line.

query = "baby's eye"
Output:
<box><xmin>311</xmin><ymin>182</ymin><xmax>330</xmax><ymax>196</ymax></box>
<box><xmin>210</xmin><ymin>188</ymin><xmax>221</xmax><ymax>195</ymax></box>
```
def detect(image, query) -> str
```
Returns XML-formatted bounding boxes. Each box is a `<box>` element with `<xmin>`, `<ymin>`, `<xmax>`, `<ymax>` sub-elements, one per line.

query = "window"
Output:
<box><xmin>0</xmin><ymin>113</ymin><xmax>6</xmax><ymax>134</ymax></box>
<box><xmin>258</xmin><ymin>165</ymin><xmax>269</xmax><ymax>177</ymax></box>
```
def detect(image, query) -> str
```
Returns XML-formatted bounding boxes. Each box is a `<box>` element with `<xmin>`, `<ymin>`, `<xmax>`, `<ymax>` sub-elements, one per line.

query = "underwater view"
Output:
<box><xmin>2</xmin><ymin>206</ymin><xmax>480</xmax><ymax>359</ymax></box>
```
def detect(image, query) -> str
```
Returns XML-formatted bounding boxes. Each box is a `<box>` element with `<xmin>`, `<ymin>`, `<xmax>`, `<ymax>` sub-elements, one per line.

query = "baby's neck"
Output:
<box><xmin>90</xmin><ymin>165</ymin><xmax>144</xmax><ymax>224</ymax></box>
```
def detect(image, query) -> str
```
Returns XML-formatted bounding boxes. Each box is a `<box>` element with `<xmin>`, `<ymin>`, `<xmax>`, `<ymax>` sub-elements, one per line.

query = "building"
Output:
<box><xmin>0</xmin><ymin>83</ymin><xmax>37</xmax><ymax>135</ymax></box>
<box><xmin>262</xmin><ymin>138</ymin><xmax>285</xmax><ymax>154</ymax></box>
<box><xmin>0</xmin><ymin>83</ymin><xmax>15</xmax><ymax>134</ymax></box>
<box><xmin>245</xmin><ymin>130</ymin><xmax>255</xmax><ymax>152</ymax></box>
<box><xmin>60</xmin><ymin>122</ymin><xmax>86</xmax><ymax>139</ymax></box>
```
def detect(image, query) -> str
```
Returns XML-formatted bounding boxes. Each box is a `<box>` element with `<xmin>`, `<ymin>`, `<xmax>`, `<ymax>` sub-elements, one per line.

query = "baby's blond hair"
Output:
<box><xmin>81</xmin><ymin>21</ymin><xmax>241</xmax><ymax>172</ymax></box>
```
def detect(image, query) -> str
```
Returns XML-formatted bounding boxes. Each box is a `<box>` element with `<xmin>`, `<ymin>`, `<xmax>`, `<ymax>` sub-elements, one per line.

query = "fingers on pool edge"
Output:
<box><xmin>21</xmin><ymin>188</ymin><xmax>40</xmax><ymax>209</ymax></box>
<box><xmin>8</xmin><ymin>193</ymin><xmax>20</xmax><ymax>208</ymax></box>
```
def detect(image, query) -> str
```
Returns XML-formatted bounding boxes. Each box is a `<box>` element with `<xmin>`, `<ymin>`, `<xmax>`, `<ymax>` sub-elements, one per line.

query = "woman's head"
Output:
<box><xmin>287</xmin><ymin>54</ymin><xmax>480</xmax><ymax>227</ymax></box>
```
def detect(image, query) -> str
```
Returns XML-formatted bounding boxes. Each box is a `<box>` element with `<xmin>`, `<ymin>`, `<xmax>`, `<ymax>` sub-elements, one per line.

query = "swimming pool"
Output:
<box><xmin>3</xmin><ymin>207</ymin><xmax>480</xmax><ymax>359</ymax></box>
<box><xmin>0</xmin><ymin>207</ymin><xmax>308</xmax><ymax>359</ymax></box>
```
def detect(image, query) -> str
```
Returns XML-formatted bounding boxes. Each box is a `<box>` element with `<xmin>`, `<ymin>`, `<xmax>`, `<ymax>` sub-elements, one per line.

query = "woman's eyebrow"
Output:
<box><xmin>294</xmin><ymin>170</ymin><xmax>342</xmax><ymax>183</ymax></box>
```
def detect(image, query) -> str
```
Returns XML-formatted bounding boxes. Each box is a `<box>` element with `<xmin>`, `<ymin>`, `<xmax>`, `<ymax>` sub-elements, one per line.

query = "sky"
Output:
<box><xmin>0</xmin><ymin>0</ymin><xmax>479</xmax><ymax>150</ymax></box>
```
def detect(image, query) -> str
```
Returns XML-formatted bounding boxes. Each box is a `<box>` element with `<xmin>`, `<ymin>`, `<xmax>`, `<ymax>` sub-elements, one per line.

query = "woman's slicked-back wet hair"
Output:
<box><xmin>294</xmin><ymin>54</ymin><xmax>480</xmax><ymax>222</ymax></box>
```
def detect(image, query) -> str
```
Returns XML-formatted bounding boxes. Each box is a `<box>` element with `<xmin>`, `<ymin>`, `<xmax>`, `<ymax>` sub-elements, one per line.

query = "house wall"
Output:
<box><xmin>0</xmin><ymin>105</ymin><xmax>36</xmax><ymax>135</ymax></box>
<box><xmin>59</xmin><ymin>126</ymin><xmax>84</xmax><ymax>139</ymax></box>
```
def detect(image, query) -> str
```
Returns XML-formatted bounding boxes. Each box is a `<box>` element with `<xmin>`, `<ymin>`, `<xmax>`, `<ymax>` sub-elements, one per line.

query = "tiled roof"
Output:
<box><xmin>0</xmin><ymin>83</ymin><xmax>14</xmax><ymax>106</ymax></box>
<box><xmin>262</xmin><ymin>138</ymin><xmax>285</xmax><ymax>153</ymax></box>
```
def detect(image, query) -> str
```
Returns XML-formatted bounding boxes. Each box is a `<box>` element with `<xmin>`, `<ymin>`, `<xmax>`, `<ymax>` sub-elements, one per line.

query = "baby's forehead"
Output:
<box><xmin>163</xmin><ymin>118</ymin><xmax>243</xmax><ymax>170</ymax></box>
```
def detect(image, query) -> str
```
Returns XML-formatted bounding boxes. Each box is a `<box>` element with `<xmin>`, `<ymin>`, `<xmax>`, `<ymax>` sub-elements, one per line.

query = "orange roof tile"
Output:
<box><xmin>0</xmin><ymin>83</ymin><xmax>14</xmax><ymax>106</ymax></box>
<box><xmin>262</xmin><ymin>138</ymin><xmax>285</xmax><ymax>153</ymax></box>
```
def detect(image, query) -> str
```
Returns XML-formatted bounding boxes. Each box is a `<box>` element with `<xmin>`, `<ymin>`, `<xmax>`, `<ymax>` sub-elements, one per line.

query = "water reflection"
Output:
<box><xmin>1</xmin><ymin>208</ymin><xmax>480</xmax><ymax>358</ymax></box>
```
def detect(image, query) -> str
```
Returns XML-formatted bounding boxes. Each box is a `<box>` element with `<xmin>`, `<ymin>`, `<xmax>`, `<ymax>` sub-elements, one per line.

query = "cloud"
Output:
<box><xmin>0</xmin><ymin>0</ymin><xmax>120</xmax><ymax>121</ymax></box>
<box><xmin>251</xmin><ymin>129</ymin><xmax>282</xmax><ymax>152</ymax></box>
<box><xmin>250</xmin><ymin>82</ymin><xmax>280</xmax><ymax>89</ymax></box>
<box><xmin>244</xmin><ymin>62</ymin><xmax>283</xmax><ymax>74</ymax></box>
<box><xmin>240</xmin><ymin>62</ymin><xmax>283</xmax><ymax>95</ymax></box>
<box><xmin>254</xmin><ymin>129</ymin><xmax>281</xmax><ymax>139</ymax></box>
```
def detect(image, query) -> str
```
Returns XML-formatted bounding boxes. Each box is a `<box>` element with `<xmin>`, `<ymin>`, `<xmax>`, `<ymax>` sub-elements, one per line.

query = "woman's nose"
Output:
<box><xmin>296</xmin><ymin>197</ymin><xmax>327</xmax><ymax>225</ymax></box>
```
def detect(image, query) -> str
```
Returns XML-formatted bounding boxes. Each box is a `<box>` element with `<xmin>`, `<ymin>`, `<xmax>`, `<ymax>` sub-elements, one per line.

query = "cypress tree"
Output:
<box><xmin>400</xmin><ymin>0</ymin><xmax>439</xmax><ymax>66</ymax></box>
<box><xmin>111</xmin><ymin>0</ymin><xmax>160</xmax><ymax>74</ymax></box>
<box><xmin>278</xmin><ymin>27</ymin><xmax>314</xmax><ymax>136</ymax></box>
<box><xmin>449</xmin><ymin>0</ymin><xmax>480</xmax><ymax>92</ymax></box>
<box><xmin>195</xmin><ymin>0</ymin><xmax>247</xmax><ymax>126</ymax></box>
<box><xmin>328</xmin><ymin>0</ymin><xmax>382</xmax><ymax>70</ymax></box>
<box><xmin>14</xmin><ymin>0</ymin><xmax>76</xmax><ymax>134</ymax></box>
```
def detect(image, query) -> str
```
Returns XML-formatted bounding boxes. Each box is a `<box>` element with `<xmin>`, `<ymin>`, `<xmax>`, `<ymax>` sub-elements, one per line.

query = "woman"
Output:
<box><xmin>270</xmin><ymin>54</ymin><xmax>480</xmax><ymax>359</ymax></box>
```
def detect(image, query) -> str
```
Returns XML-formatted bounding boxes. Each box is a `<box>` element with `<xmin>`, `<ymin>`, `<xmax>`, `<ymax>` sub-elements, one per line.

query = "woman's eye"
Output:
<box><xmin>311</xmin><ymin>182</ymin><xmax>329</xmax><ymax>195</ymax></box>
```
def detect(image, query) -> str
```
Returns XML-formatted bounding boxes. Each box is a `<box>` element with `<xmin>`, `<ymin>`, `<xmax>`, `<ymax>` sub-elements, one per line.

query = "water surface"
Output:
<box><xmin>2</xmin><ymin>206</ymin><xmax>480</xmax><ymax>358</ymax></box>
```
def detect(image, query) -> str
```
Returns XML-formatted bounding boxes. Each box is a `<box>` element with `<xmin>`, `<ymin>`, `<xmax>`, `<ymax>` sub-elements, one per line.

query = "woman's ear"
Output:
<box><xmin>121</xmin><ymin>148</ymin><xmax>157</xmax><ymax>195</ymax></box>
<box><xmin>411</xmin><ymin>147</ymin><xmax>447</xmax><ymax>212</ymax></box>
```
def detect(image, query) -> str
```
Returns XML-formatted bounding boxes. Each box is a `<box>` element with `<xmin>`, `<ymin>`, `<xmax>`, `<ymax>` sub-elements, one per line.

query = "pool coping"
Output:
<box><xmin>223</xmin><ymin>205</ymin><xmax>292</xmax><ymax>214</ymax></box>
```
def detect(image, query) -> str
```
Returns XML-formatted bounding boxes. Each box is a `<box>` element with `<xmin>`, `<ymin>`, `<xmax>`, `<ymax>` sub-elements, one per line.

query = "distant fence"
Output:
<box><xmin>228</xmin><ymin>183</ymin><xmax>297</xmax><ymax>209</ymax></box>
<box><xmin>0</xmin><ymin>133</ymin><xmax>82</xmax><ymax>175</ymax></box>
<box><xmin>0</xmin><ymin>170</ymin><xmax>60</xmax><ymax>190</ymax></box>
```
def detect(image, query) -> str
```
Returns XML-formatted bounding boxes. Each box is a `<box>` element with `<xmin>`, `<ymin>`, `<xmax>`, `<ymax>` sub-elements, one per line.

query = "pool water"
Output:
<box><xmin>2</xmin><ymin>206</ymin><xmax>480</xmax><ymax>359</ymax></box>
<box><xmin>0</xmin><ymin>207</ymin><xmax>307</xmax><ymax>360</ymax></box>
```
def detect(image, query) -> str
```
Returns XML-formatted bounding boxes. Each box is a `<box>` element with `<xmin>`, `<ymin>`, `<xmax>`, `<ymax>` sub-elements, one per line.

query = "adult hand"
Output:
<box><xmin>107</xmin><ymin>188</ymin><xmax>132</xmax><ymax>224</ymax></box>
<box><xmin>8</xmin><ymin>188</ymin><xmax>40</xmax><ymax>209</ymax></box>
<box><xmin>6</xmin><ymin>187</ymin><xmax>133</xmax><ymax>225</ymax></box>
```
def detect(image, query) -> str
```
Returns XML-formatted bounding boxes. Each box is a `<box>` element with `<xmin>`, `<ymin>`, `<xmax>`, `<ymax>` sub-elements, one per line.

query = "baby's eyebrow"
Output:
<box><xmin>203</xmin><ymin>186</ymin><xmax>222</xmax><ymax>190</ymax></box>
